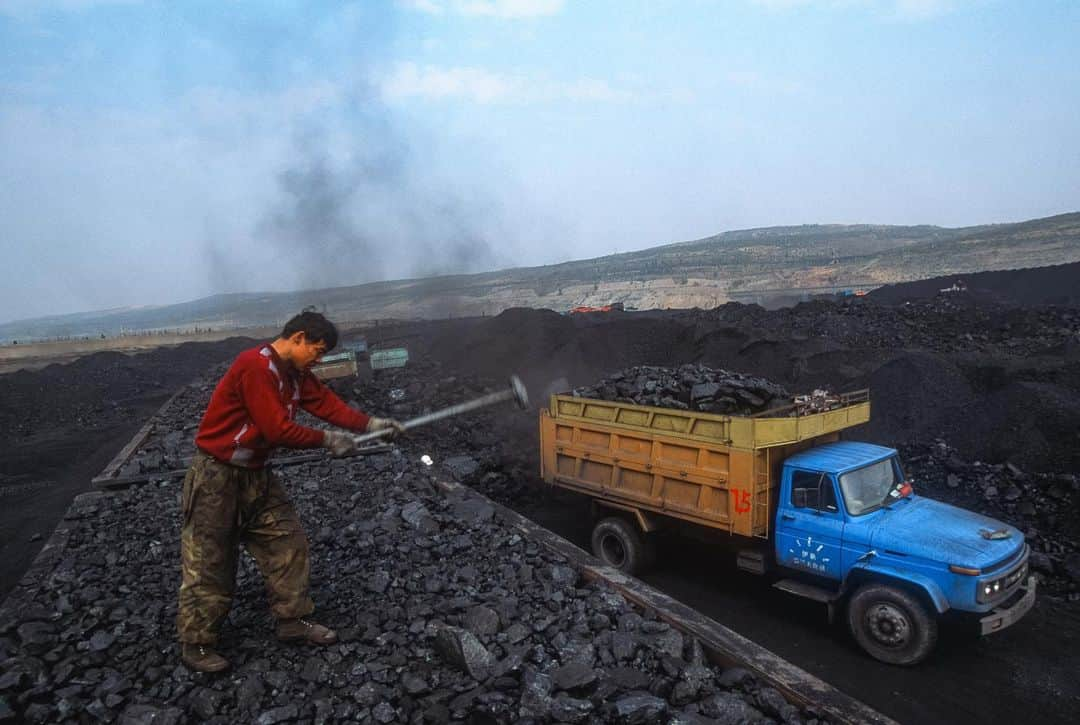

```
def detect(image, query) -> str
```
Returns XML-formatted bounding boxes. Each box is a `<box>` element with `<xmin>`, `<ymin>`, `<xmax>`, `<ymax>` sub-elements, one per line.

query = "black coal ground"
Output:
<box><xmin>0</xmin><ymin>452</ymin><xmax>823</xmax><ymax>725</ymax></box>
<box><xmin>2</xmin><ymin>286</ymin><xmax>1080</xmax><ymax>722</ymax></box>
<box><xmin>0</xmin><ymin>340</ymin><xmax>254</xmax><ymax>447</ymax></box>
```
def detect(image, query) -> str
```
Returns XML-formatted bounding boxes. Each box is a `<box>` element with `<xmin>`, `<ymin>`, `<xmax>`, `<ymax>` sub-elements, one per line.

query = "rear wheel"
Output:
<box><xmin>591</xmin><ymin>516</ymin><xmax>653</xmax><ymax>575</ymax></box>
<box><xmin>848</xmin><ymin>583</ymin><xmax>938</xmax><ymax>665</ymax></box>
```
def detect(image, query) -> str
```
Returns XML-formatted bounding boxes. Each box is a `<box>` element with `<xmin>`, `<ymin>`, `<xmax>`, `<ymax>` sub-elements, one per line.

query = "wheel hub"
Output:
<box><xmin>600</xmin><ymin>533</ymin><xmax>627</xmax><ymax>567</ymax></box>
<box><xmin>866</xmin><ymin>602</ymin><xmax>911</xmax><ymax>646</ymax></box>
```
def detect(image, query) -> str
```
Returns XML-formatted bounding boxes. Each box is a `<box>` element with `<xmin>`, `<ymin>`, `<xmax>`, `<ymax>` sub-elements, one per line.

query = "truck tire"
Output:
<box><xmin>591</xmin><ymin>517</ymin><xmax>652</xmax><ymax>575</ymax></box>
<box><xmin>847</xmin><ymin>583</ymin><xmax>938</xmax><ymax>666</ymax></box>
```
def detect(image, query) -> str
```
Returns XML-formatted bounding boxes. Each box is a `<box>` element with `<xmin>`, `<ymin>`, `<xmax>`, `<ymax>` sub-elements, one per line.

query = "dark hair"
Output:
<box><xmin>280</xmin><ymin>307</ymin><xmax>338</xmax><ymax>350</ymax></box>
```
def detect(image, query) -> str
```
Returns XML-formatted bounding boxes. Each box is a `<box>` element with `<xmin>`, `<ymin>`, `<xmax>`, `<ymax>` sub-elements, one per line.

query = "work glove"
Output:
<box><xmin>366</xmin><ymin>417</ymin><xmax>407</xmax><ymax>441</ymax></box>
<box><xmin>322</xmin><ymin>430</ymin><xmax>359</xmax><ymax>458</ymax></box>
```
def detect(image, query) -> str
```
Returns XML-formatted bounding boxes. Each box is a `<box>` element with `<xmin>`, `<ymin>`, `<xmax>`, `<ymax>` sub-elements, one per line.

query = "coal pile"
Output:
<box><xmin>0</xmin><ymin>340</ymin><xmax>253</xmax><ymax>444</ymax></box>
<box><xmin>420</xmin><ymin>302</ymin><xmax>1080</xmax><ymax>469</ymax></box>
<box><xmin>571</xmin><ymin>365</ymin><xmax>790</xmax><ymax>415</ymax></box>
<box><xmin>691</xmin><ymin>296</ymin><xmax>1080</xmax><ymax>358</ymax></box>
<box><xmin>0</xmin><ymin>453</ymin><xmax>825</xmax><ymax>724</ymax></box>
<box><xmin>867</xmin><ymin>261</ymin><xmax>1080</xmax><ymax>307</ymax></box>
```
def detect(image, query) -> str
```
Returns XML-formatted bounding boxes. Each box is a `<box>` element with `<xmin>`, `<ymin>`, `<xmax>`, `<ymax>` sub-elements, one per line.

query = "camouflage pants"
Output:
<box><xmin>177</xmin><ymin>451</ymin><xmax>315</xmax><ymax>645</ymax></box>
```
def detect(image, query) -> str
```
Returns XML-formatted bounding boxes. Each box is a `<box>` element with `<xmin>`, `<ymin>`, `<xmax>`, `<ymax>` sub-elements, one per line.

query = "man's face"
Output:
<box><xmin>295</xmin><ymin>335</ymin><xmax>327</xmax><ymax>370</ymax></box>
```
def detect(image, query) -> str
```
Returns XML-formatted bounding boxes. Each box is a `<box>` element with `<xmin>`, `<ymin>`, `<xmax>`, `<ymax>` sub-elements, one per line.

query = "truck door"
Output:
<box><xmin>775</xmin><ymin>469</ymin><xmax>845</xmax><ymax>580</ymax></box>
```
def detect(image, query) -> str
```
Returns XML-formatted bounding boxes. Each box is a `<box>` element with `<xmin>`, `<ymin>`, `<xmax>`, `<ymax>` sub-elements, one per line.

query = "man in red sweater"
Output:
<box><xmin>177</xmin><ymin>309</ymin><xmax>404</xmax><ymax>673</ymax></box>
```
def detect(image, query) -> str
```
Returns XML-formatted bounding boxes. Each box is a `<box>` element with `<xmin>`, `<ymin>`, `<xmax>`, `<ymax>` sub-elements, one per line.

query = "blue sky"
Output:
<box><xmin>1</xmin><ymin>0</ymin><xmax>1077</xmax><ymax>322</ymax></box>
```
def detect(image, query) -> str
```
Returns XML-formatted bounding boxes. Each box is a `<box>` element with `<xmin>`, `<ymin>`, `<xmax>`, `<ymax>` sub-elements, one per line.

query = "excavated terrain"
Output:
<box><xmin>1</xmin><ymin>275</ymin><xmax>1079</xmax><ymax>723</ymax></box>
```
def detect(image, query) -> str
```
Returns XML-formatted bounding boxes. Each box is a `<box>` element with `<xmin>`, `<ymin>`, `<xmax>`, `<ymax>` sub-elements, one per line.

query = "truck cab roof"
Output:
<box><xmin>784</xmin><ymin>441</ymin><xmax>896</xmax><ymax>475</ymax></box>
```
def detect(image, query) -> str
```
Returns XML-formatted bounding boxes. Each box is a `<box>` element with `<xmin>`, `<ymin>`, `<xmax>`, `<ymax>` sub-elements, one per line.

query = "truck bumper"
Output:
<box><xmin>979</xmin><ymin>576</ymin><xmax>1037</xmax><ymax>635</ymax></box>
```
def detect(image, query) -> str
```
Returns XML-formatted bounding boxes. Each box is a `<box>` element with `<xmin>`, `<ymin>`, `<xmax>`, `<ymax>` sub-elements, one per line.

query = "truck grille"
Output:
<box><xmin>983</xmin><ymin>543</ymin><xmax>1027</xmax><ymax>575</ymax></box>
<box><xmin>1003</xmin><ymin>560</ymin><xmax>1029</xmax><ymax>590</ymax></box>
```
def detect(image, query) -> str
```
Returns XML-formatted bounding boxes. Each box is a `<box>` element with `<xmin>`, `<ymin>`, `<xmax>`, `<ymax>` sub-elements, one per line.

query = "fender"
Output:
<box><xmin>844</xmin><ymin>561</ymin><xmax>951</xmax><ymax>614</ymax></box>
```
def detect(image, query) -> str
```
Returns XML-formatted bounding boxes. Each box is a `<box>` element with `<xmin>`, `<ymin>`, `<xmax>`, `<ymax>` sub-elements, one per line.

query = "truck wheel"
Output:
<box><xmin>848</xmin><ymin>583</ymin><xmax>938</xmax><ymax>666</ymax></box>
<box><xmin>591</xmin><ymin>517</ymin><xmax>652</xmax><ymax>575</ymax></box>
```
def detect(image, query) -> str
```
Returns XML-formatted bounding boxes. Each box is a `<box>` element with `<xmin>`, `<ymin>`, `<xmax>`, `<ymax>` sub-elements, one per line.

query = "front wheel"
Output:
<box><xmin>847</xmin><ymin>583</ymin><xmax>938</xmax><ymax>666</ymax></box>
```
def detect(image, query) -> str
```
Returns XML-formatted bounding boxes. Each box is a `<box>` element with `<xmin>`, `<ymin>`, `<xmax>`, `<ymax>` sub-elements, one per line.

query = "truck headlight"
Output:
<box><xmin>979</xmin><ymin>579</ymin><xmax>1002</xmax><ymax>602</ymax></box>
<box><xmin>978</xmin><ymin>562</ymin><xmax>1028</xmax><ymax>603</ymax></box>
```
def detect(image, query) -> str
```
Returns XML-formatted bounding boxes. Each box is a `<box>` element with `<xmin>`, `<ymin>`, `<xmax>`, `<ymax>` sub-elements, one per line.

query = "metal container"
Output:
<box><xmin>311</xmin><ymin>350</ymin><xmax>358</xmax><ymax>380</ymax></box>
<box><xmin>369</xmin><ymin>347</ymin><xmax>409</xmax><ymax>370</ymax></box>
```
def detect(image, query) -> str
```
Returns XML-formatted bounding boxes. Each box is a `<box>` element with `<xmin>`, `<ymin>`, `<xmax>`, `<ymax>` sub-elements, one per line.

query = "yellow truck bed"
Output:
<box><xmin>540</xmin><ymin>390</ymin><xmax>870</xmax><ymax>539</ymax></box>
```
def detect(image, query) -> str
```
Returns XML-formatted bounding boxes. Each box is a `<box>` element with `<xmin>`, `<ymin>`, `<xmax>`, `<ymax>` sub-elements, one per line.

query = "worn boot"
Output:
<box><xmin>181</xmin><ymin>643</ymin><xmax>229</xmax><ymax>673</ymax></box>
<box><xmin>276</xmin><ymin>617</ymin><xmax>338</xmax><ymax>645</ymax></box>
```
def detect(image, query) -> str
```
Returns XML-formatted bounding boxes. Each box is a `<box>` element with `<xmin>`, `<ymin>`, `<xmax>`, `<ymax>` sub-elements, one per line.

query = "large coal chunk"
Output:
<box><xmin>118</xmin><ymin>704</ymin><xmax>184</xmax><ymax>725</ymax></box>
<box><xmin>434</xmin><ymin>625</ymin><xmax>495</xmax><ymax>681</ymax></box>
<box><xmin>604</xmin><ymin>691</ymin><xmax>669</xmax><ymax>723</ymax></box>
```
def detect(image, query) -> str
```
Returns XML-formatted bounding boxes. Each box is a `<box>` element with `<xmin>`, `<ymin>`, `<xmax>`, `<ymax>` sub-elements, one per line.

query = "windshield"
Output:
<box><xmin>839</xmin><ymin>458</ymin><xmax>901</xmax><ymax>516</ymax></box>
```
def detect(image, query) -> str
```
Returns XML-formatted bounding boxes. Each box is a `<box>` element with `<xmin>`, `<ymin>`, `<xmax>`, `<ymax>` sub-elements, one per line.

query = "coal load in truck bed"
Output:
<box><xmin>573</xmin><ymin>364</ymin><xmax>791</xmax><ymax>415</ymax></box>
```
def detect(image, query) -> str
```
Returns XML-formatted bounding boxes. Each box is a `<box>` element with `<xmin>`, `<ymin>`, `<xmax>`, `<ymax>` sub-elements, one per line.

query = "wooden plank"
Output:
<box><xmin>433</xmin><ymin>478</ymin><xmax>898</xmax><ymax>725</ymax></box>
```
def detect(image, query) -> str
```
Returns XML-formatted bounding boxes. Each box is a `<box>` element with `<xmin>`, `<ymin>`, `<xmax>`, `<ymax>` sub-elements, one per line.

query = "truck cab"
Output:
<box><xmin>776</xmin><ymin>441</ymin><xmax>1036</xmax><ymax>664</ymax></box>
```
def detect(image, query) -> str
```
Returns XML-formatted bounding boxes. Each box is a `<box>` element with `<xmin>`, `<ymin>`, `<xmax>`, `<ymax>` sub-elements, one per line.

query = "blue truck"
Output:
<box><xmin>540</xmin><ymin>389</ymin><xmax>1036</xmax><ymax>665</ymax></box>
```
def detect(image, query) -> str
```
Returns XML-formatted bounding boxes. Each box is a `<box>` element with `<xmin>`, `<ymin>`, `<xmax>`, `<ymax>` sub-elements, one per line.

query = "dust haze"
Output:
<box><xmin>256</xmin><ymin>122</ymin><xmax>507</xmax><ymax>294</ymax></box>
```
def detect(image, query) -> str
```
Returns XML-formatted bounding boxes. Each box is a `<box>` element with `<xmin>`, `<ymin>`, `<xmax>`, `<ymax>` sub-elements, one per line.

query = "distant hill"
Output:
<box><xmin>3</xmin><ymin>212</ymin><xmax>1078</xmax><ymax>342</ymax></box>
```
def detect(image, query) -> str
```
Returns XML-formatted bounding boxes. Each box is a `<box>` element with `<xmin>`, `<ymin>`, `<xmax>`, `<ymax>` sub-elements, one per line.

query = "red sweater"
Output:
<box><xmin>195</xmin><ymin>344</ymin><xmax>370</xmax><ymax>468</ymax></box>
